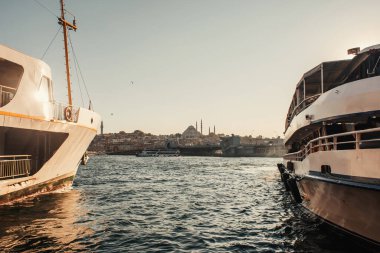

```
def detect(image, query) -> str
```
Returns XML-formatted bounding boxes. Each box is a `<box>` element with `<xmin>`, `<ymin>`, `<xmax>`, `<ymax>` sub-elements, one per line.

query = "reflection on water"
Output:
<box><xmin>0</xmin><ymin>156</ymin><xmax>374</xmax><ymax>252</ymax></box>
<box><xmin>0</xmin><ymin>190</ymin><xmax>95</xmax><ymax>252</ymax></box>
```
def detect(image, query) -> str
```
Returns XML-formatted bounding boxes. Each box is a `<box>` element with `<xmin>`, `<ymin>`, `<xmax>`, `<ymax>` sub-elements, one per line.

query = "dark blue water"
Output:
<box><xmin>0</xmin><ymin>156</ymin><xmax>371</xmax><ymax>252</ymax></box>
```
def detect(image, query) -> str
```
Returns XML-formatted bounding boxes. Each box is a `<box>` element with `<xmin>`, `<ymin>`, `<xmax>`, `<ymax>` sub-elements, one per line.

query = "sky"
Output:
<box><xmin>1</xmin><ymin>0</ymin><xmax>380</xmax><ymax>137</ymax></box>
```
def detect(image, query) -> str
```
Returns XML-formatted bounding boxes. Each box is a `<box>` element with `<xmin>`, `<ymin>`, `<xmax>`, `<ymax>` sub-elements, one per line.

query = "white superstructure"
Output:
<box><xmin>0</xmin><ymin>44</ymin><xmax>100</xmax><ymax>203</ymax></box>
<box><xmin>279</xmin><ymin>45</ymin><xmax>380</xmax><ymax>246</ymax></box>
<box><xmin>0</xmin><ymin>0</ymin><xmax>101</xmax><ymax>203</ymax></box>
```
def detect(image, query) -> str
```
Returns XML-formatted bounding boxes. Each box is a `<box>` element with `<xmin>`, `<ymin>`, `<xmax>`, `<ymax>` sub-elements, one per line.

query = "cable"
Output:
<box><xmin>68</xmin><ymin>33</ymin><xmax>93</xmax><ymax>109</ymax></box>
<box><xmin>72</xmin><ymin>49</ymin><xmax>85</xmax><ymax>107</ymax></box>
<box><xmin>34</xmin><ymin>0</ymin><xmax>90</xmax><ymax>109</ymax></box>
<box><xmin>65</xmin><ymin>9</ymin><xmax>76</xmax><ymax>19</ymax></box>
<box><xmin>41</xmin><ymin>26</ymin><xmax>62</xmax><ymax>60</ymax></box>
<box><xmin>33</xmin><ymin>0</ymin><xmax>57</xmax><ymax>18</ymax></box>
<box><xmin>67</xmin><ymin>33</ymin><xmax>84</xmax><ymax>106</ymax></box>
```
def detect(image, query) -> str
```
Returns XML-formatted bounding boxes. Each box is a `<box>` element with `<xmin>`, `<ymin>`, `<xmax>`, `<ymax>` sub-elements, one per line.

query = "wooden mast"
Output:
<box><xmin>59</xmin><ymin>0</ymin><xmax>77</xmax><ymax>106</ymax></box>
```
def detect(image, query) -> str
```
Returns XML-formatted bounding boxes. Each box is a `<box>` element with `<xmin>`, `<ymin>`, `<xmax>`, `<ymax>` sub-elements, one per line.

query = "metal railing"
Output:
<box><xmin>286</xmin><ymin>94</ymin><xmax>321</xmax><ymax>129</ymax></box>
<box><xmin>52</xmin><ymin>101</ymin><xmax>80</xmax><ymax>122</ymax></box>
<box><xmin>0</xmin><ymin>155</ymin><xmax>31</xmax><ymax>180</ymax></box>
<box><xmin>284</xmin><ymin>126</ymin><xmax>380</xmax><ymax>161</ymax></box>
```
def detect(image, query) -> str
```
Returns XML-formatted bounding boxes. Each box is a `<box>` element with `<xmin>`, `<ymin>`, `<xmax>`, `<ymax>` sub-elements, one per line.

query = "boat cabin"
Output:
<box><xmin>285</xmin><ymin>46</ymin><xmax>380</xmax><ymax>130</ymax></box>
<box><xmin>0</xmin><ymin>45</ymin><xmax>72</xmax><ymax>181</ymax></box>
<box><xmin>284</xmin><ymin>45</ymin><xmax>380</xmax><ymax>159</ymax></box>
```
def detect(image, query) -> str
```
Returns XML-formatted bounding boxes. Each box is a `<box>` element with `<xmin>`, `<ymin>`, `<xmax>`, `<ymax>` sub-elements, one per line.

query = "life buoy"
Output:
<box><xmin>64</xmin><ymin>106</ymin><xmax>73</xmax><ymax>122</ymax></box>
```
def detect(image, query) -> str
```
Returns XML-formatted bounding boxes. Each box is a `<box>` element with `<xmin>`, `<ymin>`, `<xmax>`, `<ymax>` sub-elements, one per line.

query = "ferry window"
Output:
<box><xmin>38</xmin><ymin>76</ymin><xmax>53</xmax><ymax>102</ymax></box>
<box><xmin>296</xmin><ymin>86</ymin><xmax>303</xmax><ymax>105</ymax></box>
<box><xmin>304</xmin><ymin>70</ymin><xmax>321</xmax><ymax>98</ymax></box>
<box><xmin>305</xmin><ymin>78</ymin><xmax>321</xmax><ymax>98</ymax></box>
<box><xmin>345</xmin><ymin>53</ymin><xmax>380</xmax><ymax>83</ymax></box>
<box><xmin>367</xmin><ymin>53</ymin><xmax>380</xmax><ymax>76</ymax></box>
<box><xmin>292</xmin><ymin>94</ymin><xmax>297</xmax><ymax>109</ymax></box>
<box><xmin>322</xmin><ymin>60</ymin><xmax>352</xmax><ymax>92</ymax></box>
<box><xmin>0</xmin><ymin>58</ymin><xmax>23</xmax><ymax>106</ymax></box>
<box><xmin>375</xmin><ymin>60</ymin><xmax>380</xmax><ymax>75</ymax></box>
<box><xmin>290</xmin><ymin>95</ymin><xmax>296</xmax><ymax>114</ymax></box>
<box><xmin>299</xmin><ymin>83</ymin><xmax>305</xmax><ymax>103</ymax></box>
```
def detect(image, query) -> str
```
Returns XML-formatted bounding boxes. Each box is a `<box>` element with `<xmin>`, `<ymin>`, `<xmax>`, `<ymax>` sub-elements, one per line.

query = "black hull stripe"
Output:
<box><xmin>304</xmin><ymin>174</ymin><xmax>380</xmax><ymax>191</ymax></box>
<box><xmin>311</xmin><ymin>109</ymin><xmax>380</xmax><ymax>125</ymax></box>
<box><xmin>309</xmin><ymin>171</ymin><xmax>380</xmax><ymax>185</ymax></box>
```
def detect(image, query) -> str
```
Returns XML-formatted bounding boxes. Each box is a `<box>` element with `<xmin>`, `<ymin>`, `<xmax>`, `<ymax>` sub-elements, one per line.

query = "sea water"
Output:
<box><xmin>0</xmin><ymin>156</ymin><xmax>369</xmax><ymax>252</ymax></box>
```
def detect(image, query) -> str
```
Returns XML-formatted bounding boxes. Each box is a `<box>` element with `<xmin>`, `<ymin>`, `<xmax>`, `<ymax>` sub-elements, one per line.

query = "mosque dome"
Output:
<box><xmin>182</xmin><ymin>125</ymin><xmax>201</xmax><ymax>139</ymax></box>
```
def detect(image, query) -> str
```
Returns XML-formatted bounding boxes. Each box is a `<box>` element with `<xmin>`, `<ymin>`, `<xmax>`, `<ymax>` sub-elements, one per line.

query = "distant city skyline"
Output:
<box><xmin>1</xmin><ymin>0</ymin><xmax>380</xmax><ymax>136</ymax></box>
<box><xmin>102</xmin><ymin>119</ymin><xmax>262</xmax><ymax>137</ymax></box>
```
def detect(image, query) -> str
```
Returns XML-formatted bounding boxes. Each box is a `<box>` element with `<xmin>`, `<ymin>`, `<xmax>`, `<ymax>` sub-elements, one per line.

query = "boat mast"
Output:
<box><xmin>59</xmin><ymin>0</ymin><xmax>77</xmax><ymax>106</ymax></box>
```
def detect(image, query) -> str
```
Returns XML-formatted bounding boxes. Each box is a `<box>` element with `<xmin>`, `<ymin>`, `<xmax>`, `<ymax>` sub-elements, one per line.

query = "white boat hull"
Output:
<box><xmin>0</xmin><ymin>110</ymin><xmax>99</xmax><ymax>204</ymax></box>
<box><xmin>282</xmin><ymin>147</ymin><xmax>380</xmax><ymax>245</ymax></box>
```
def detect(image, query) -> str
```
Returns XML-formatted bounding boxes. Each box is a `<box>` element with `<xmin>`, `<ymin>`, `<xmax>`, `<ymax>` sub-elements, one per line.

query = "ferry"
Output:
<box><xmin>0</xmin><ymin>0</ymin><xmax>100</xmax><ymax>204</ymax></box>
<box><xmin>278</xmin><ymin>45</ymin><xmax>380</xmax><ymax>246</ymax></box>
<box><xmin>136</xmin><ymin>149</ymin><xmax>180</xmax><ymax>157</ymax></box>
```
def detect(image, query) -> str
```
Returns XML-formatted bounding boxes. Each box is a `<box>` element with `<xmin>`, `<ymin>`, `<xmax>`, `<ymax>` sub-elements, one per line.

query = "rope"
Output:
<box><xmin>67</xmin><ymin>33</ymin><xmax>84</xmax><ymax>106</ymax></box>
<box><xmin>41</xmin><ymin>26</ymin><xmax>62</xmax><ymax>60</ymax></box>
<box><xmin>33</xmin><ymin>0</ymin><xmax>57</xmax><ymax>18</ymax></box>
<box><xmin>72</xmin><ymin>48</ymin><xmax>85</xmax><ymax>107</ymax></box>
<box><xmin>33</xmin><ymin>0</ymin><xmax>61</xmax><ymax>60</ymax></box>
<box><xmin>68</xmin><ymin>33</ymin><xmax>93</xmax><ymax>108</ymax></box>
<box><xmin>64</xmin><ymin>9</ymin><xmax>76</xmax><ymax>19</ymax></box>
<box><xmin>33</xmin><ymin>0</ymin><xmax>93</xmax><ymax>109</ymax></box>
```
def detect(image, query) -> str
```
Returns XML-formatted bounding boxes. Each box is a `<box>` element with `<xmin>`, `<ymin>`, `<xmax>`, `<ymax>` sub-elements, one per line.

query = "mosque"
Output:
<box><xmin>181</xmin><ymin>119</ymin><xmax>216</xmax><ymax>139</ymax></box>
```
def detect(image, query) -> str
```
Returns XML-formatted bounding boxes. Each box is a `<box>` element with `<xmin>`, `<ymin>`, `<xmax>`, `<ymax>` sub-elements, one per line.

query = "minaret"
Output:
<box><xmin>101</xmin><ymin>121</ymin><xmax>104</xmax><ymax>135</ymax></box>
<box><xmin>214</xmin><ymin>125</ymin><xmax>215</xmax><ymax>134</ymax></box>
<box><xmin>201</xmin><ymin>119</ymin><xmax>203</xmax><ymax>135</ymax></box>
<box><xmin>208</xmin><ymin>127</ymin><xmax>210</xmax><ymax>135</ymax></box>
<box><xmin>196</xmin><ymin>121</ymin><xmax>198</xmax><ymax>131</ymax></box>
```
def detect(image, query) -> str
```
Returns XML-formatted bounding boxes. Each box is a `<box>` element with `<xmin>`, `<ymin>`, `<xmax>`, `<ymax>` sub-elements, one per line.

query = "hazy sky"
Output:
<box><xmin>1</xmin><ymin>0</ymin><xmax>380</xmax><ymax>136</ymax></box>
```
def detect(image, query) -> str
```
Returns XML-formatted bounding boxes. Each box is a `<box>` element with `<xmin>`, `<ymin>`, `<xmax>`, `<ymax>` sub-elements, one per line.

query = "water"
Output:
<box><xmin>0</xmin><ymin>156</ymin><xmax>372</xmax><ymax>252</ymax></box>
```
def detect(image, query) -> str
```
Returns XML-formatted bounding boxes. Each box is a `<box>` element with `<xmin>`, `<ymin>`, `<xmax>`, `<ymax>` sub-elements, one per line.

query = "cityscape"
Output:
<box><xmin>89</xmin><ymin>120</ymin><xmax>286</xmax><ymax>157</ymax></box>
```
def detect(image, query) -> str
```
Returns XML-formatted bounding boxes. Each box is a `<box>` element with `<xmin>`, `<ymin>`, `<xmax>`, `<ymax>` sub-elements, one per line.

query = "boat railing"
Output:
<box><xmin>0</xmin><ymin>84</ymin><xmax>16</xmax><ymax>107</ymax></box>
<box><xmin>52</xmin><ymin>101</ymin><xmax>80</xmax><ymax>122</ymax></box>
<box><xmin>0</xmin><ymin>155</ymin><xmax>31</xmax><ymax>180</ymax></box>
<box><xmin>284</xmin><ymin>126</ymin><xmax>380</xmax><ymax>161</ymax></box>
<box><xmin>286</xmin><ymin>94</ymin><xmax>321</xmax><ymax>129</ymax></box>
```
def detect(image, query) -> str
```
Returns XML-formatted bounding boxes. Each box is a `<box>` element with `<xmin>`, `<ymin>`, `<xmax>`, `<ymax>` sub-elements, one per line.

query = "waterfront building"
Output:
<box><xmin>220</xmin><ymin>135</ymin><xmax>286</xmax><ymax>157</ymax></box>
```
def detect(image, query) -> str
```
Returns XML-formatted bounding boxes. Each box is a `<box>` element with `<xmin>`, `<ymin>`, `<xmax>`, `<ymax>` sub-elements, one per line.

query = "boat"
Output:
<box><xmin>278</xmin><ymin>45</ymin><xmax>380</xmax><ymax>246</ymax></box>
<box><xmin>136</xmin><ymin>149</ymin><xmax>180</xmax><ymax>157</ymax></box>
<box><xmin>0</xmin><ymin>0</ymin><xmax>100</xmax><ymax>204</ymax></box>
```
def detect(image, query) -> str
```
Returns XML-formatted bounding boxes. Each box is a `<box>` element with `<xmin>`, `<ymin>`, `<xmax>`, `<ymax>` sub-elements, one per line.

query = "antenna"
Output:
<box><xmin>347</xmin><ymin>47</ymin><xmax>360</xmax><ymax>55</ymax></box>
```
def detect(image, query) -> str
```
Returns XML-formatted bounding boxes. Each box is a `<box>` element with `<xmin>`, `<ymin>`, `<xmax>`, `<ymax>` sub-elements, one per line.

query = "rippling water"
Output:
<box><xmin>0</xmin><ymin>156</ymin><xmax>371</xmax><ymax>252</ymax></box>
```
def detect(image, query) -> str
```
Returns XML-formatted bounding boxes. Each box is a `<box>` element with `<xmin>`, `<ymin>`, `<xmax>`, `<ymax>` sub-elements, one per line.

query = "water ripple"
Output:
<box><xmin>0</xmin><ymin>156</ymin><xmax>373</xmax><ymax>252</ymax></box>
